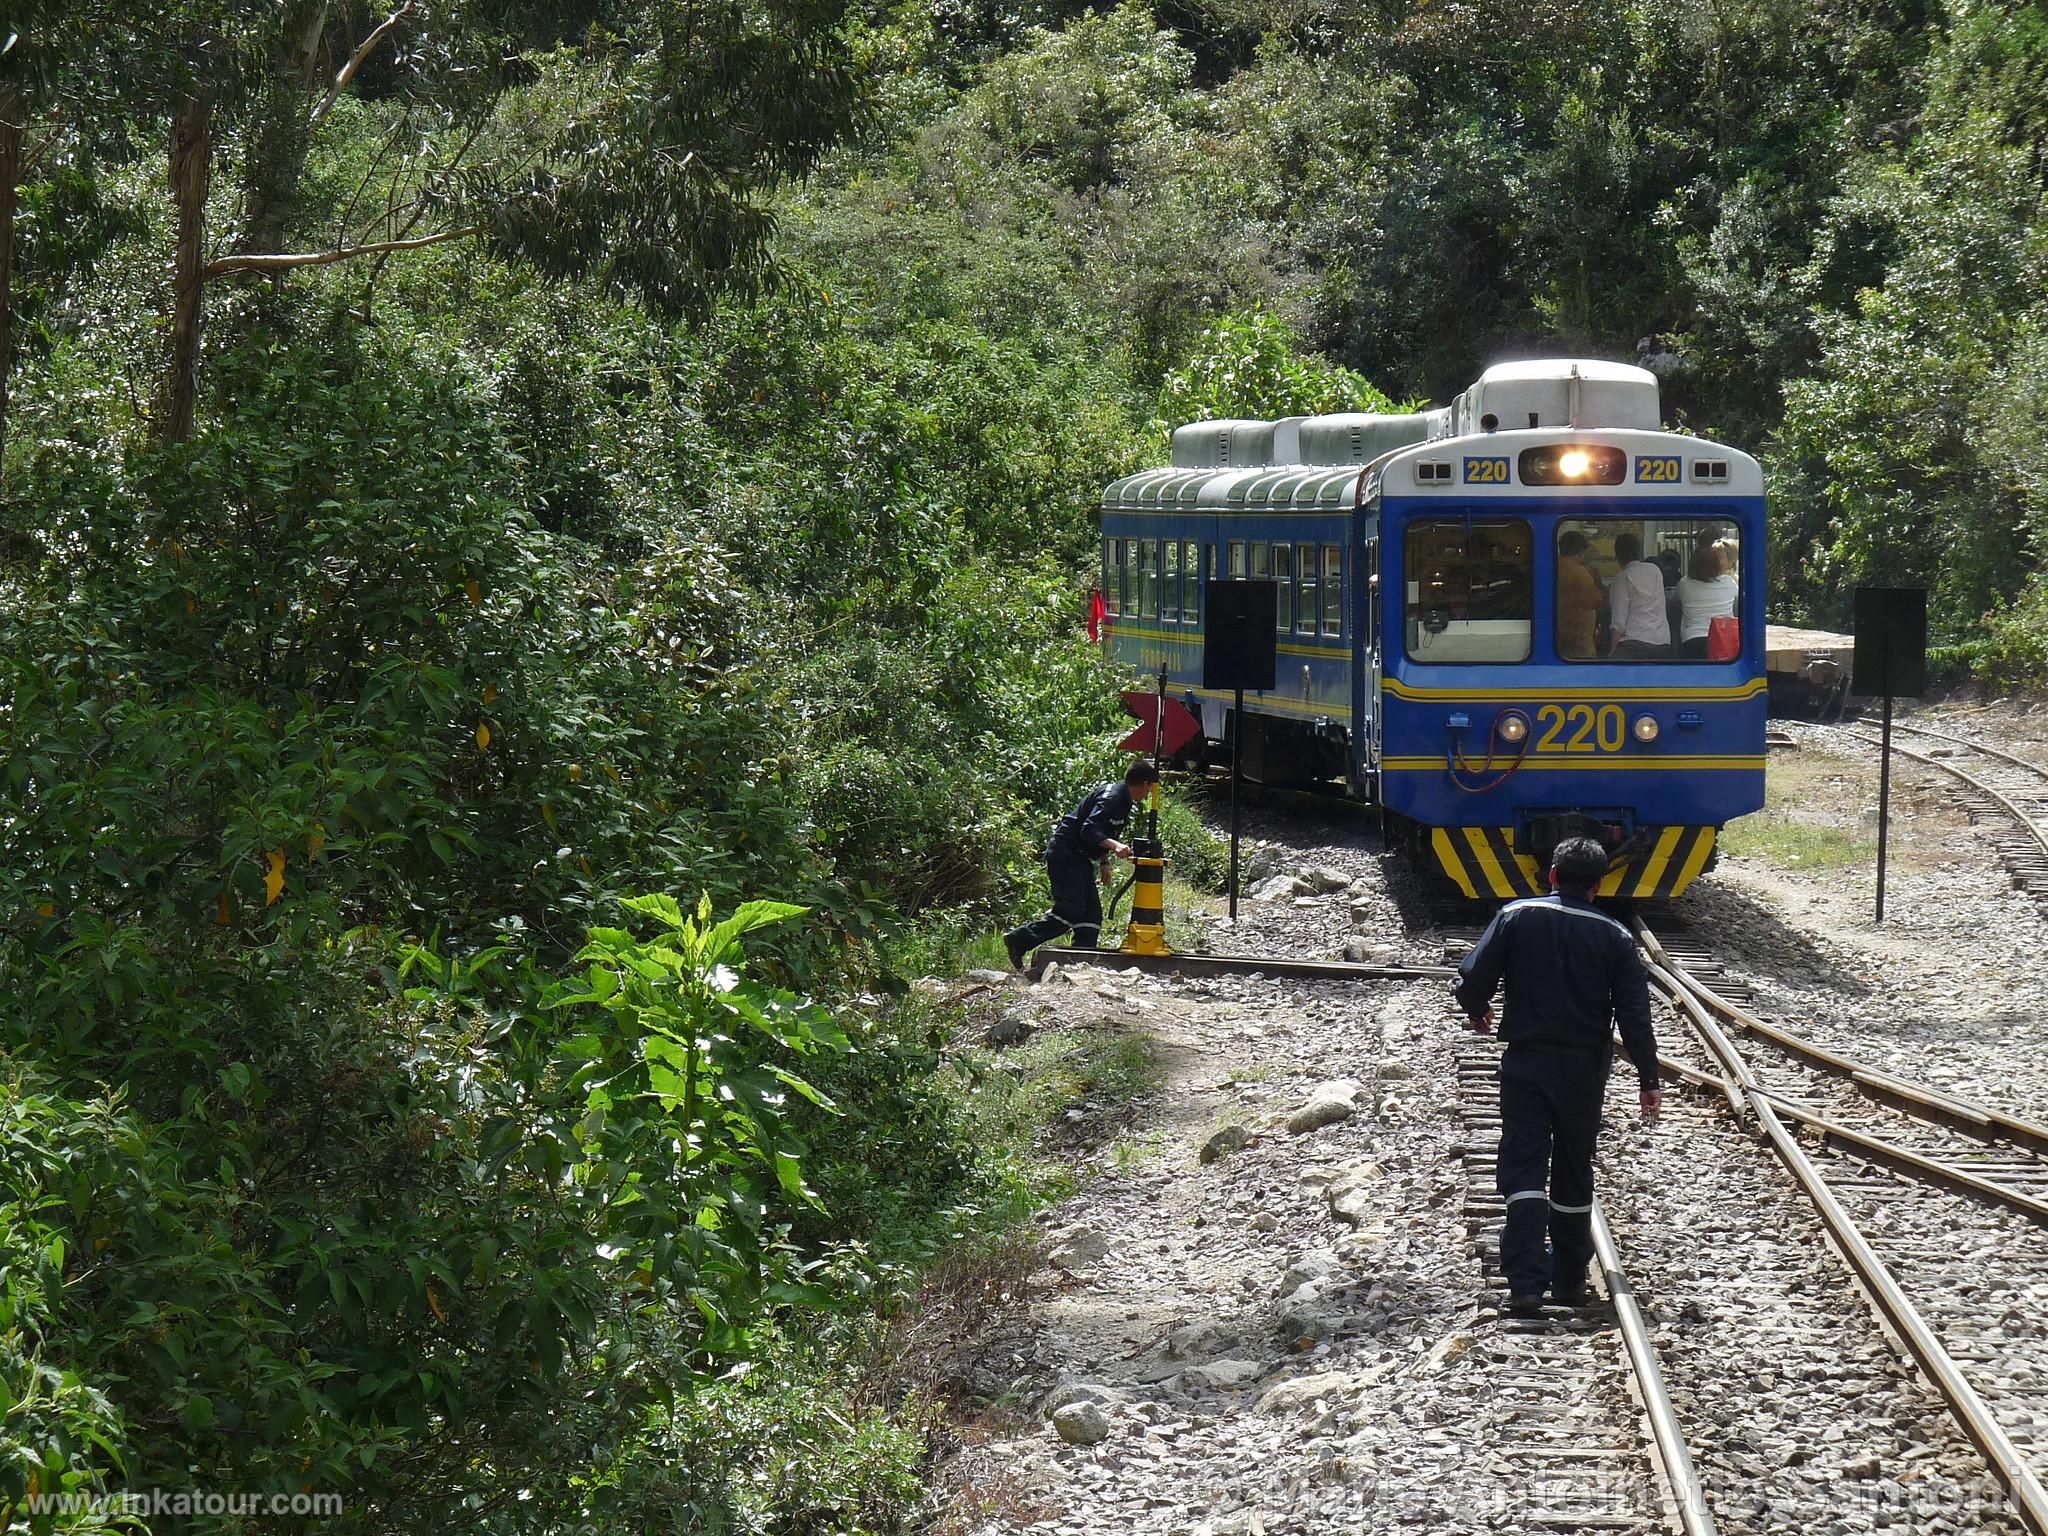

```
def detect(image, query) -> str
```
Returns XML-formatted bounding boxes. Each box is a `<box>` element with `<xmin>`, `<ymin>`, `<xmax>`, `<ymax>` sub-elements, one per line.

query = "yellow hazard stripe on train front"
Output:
<box><xmin>1384</xmin><ymin>678</ymin><xmax>1767</xmax><ymax>703</ymax></box>
<box><xmin>1383</xmin><ymin>755</ymin><xmax>1766</xmax><ymax>772</ymax></box>
<box><xmin>1432</xmin><ymin>827</ymin><xmax>1719</xmax><ymax>899</ymax></box>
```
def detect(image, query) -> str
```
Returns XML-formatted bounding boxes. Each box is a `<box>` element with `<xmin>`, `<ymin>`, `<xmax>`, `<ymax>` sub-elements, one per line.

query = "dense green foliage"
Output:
<box><xmin>4</xmin><ymin>0</ymin><xmax>2048</xmax><ymax>1529</ymax></box>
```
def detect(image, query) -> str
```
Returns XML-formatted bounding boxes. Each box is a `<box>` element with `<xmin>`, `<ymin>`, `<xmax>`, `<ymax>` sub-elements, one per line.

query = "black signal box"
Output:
<box><xmin>1203</xmin><ymin>582</ymin><xmax>1278</xmax><ymax>692</ymax></box>
<box><xmin>1853</xmin><ymin>587</ymin><xmax>1927</xmax><ymax>698</ymax></box>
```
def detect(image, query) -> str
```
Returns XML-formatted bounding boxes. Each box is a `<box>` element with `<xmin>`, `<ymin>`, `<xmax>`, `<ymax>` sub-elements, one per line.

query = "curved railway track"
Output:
<box><xmin>1638</xmin><ymin>921</ymin><xmax>2048</xmax><ymax>1533</ymax></box>
<box><xmin>1828</xmin><ymin>719</ymin><xmax>2048</xmax><ymax>909</ymax></box>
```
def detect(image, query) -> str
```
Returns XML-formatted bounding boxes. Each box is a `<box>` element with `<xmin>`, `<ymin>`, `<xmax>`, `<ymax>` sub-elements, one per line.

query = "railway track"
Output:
<box><xmin>1638</xmin><ymin>921</ymin><xmax>2048</xmax><ymax>1533</ymax></box>
<box><xmin>1451</xmin><ymin>1036</ymin><xmax>1715</xmax><ymax>1535</ymax></box>
<box><xmin>1829</xmin><ymin>719</ymin><xmax>2048</xmax><ymax>910</ymax></box>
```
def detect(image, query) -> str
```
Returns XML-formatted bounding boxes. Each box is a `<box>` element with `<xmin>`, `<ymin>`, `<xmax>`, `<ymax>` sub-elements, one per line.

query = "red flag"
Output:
<box><xmin>1087</xmin><ymin>588</ymin><xmax>1108</xmax><ymax>642</ymax></box>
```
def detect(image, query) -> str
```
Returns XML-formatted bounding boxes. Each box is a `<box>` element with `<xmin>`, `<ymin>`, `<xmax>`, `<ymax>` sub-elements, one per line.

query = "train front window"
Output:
<box><xmin>1403</xmin><ymin>518</ymin><xmax>1533</xmax><ymax>664</ymax></box>
<box><xmin>1555</xmin><ymin>518</ymin><xmax>1741</xmax><ymax>662</ymax></box>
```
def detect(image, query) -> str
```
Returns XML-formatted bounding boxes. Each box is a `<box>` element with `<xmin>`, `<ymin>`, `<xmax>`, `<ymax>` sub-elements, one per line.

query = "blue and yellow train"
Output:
<box><xmin>1099</xmin><ymin>359</ymin><xmax>1766</xmax><ymax>900</ymax></box>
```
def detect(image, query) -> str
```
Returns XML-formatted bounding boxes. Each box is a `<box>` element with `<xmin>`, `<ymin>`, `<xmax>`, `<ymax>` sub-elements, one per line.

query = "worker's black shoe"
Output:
<box><xmin>1005</xmin><ymin>933</ymin><xmax>1030</xmax><ymax>972</ymax></box>
<box><xmin>1505</xmin><ymin>1292</ymin><xmax>1546</xmax><ymax>1318</ymax></box>
<box><xmin>1549</xmin><ymin>1285</ymin><xmax>1595</xmax><ymax>1309</ymax></box>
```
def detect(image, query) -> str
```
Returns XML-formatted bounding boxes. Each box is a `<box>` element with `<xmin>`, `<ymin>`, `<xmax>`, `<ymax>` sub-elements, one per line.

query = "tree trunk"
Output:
<box><xmin>0</xmin><ymin>84</ymin><xmax>22</xmax><ymax>479</ymax></box>
<box><xmin>243</xmin><ymin>1</ymin><xmax>329</xmax><ymax>260</ymax></box>
<box><xmin>160</xmin><ymin>94</ymin><xmax>212</xmax><ymax>445</ymax></box>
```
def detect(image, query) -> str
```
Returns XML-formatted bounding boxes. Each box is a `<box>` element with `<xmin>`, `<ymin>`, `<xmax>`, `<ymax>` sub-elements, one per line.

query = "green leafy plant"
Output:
<box><xmin>543</xmin><ymin>894</ymin><xmax>852</xmax><ymax>1335</ymax></box>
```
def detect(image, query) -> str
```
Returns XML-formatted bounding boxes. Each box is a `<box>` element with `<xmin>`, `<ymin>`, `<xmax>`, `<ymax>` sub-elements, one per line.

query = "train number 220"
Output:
<box><xmin>1534</xmin><ymin>703</ymin><xmax>1626</xmax><ymax>753</ymax></box>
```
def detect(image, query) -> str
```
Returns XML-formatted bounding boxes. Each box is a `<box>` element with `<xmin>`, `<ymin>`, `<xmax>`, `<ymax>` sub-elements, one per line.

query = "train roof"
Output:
<box><xmin>1374</xmin><ymin>426</ymin><xmax>1764</xmax><ymax>498</ymax></box>
<box><xmin>1105</xmin><ymin>359</ymin><xmax>1760</xmax><ymax>512</ymax></box>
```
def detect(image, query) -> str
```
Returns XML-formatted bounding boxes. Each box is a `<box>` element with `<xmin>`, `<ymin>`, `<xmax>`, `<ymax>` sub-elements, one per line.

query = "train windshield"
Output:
<box><xmin>1556</xmin><ymin>517</ymin><xmax>1742</xmax><ymax>662</ymax></box>
<box><xmin>1404</xmin><ymin>518</ymin><xmax>1533</xmax><ymax>663</ymax></box>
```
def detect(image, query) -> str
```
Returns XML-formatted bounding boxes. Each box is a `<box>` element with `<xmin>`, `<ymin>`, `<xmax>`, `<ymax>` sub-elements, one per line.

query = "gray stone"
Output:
<box><xmin>965</xmin><ymin>968</ymin><xmax>1013</xmax><ymax>985</ymax></box>
<box><xmin>1048</xmin><ymin>1228</ymin><xmax>1112</xmax><ymax>1272</ymax></box>
<box><xmin>1179</xmin><ymin>1358</ymin><xmax>1266</xmax><ymax>1391</ymax></box>
<box><xmin>1286</xmin><ymin>1079</ymin><xmax>1365</xmax><ymax>1135</ymax></box>
<box><xmin>1326</xmin><ymin>1159</ymin><xmax>1381</xmax><ymax>1226</ymax></box>
<box><xmin>1255</xmin><ymin>1371</ymin><xmax>1361</xmax><ymax>1416</ymax></box>
<box><xmin>1199</xmin><ymin>1124</ymin><xmax>1251</xmax><ymax>1164</ymax></box>
<box><xmin>1272</xmin><ymin>1283</ymin><xmax>1343</xmax><ymax>1343</ymax></box>
<box><xmin>1167</xmin><ymin>1320</ymin><xmax>1240</xmax><ymax>1359</ymax></box>
<box><xmin>1042</xmin><ymin>1378</ymin><xmax>1119</xmax><ymax>1412</ymax></box>
<box><xmin>1051</xmin><ymin>1400</ymin><xmax>1110</xmax><ymax>1445</ymax></box>
<box><xmin>1279</xmin><ymin>1249</ymin><xmax>1342</xmax><ymax>1294</ymax></box>
<box><xmin>1252</xmin><ymin>873</ymin><xmax>1310</xmax><ymax>902</ymax></box>
<box><xmin>986</xmin><ymin>1013</ymin><xmax>1034</xmax><ymax>1047</ymax></box>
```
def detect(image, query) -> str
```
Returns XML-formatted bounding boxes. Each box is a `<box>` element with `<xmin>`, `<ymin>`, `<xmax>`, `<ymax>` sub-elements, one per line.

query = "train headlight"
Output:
<box><xmin>1559</xmin><ymin>449</ymin><xmax>1591</xmax><ymax>479</ymax></box>
<box><xmin>1632</xmin><ymin>714</ymin><xmax>1661</xmax><ymax>743</ymax></box>
<box><xmin>1498</xmin><ymin>712</ymin><xmax>1529</xmax><ymax>743</ymax></box>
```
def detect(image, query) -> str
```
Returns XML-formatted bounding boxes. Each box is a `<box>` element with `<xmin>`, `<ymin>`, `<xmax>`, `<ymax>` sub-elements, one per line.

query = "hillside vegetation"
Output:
<box><xmin>1</xmin><ymin>0</ymin><xmax>2045</xmax><ymax>1530</ymax></box>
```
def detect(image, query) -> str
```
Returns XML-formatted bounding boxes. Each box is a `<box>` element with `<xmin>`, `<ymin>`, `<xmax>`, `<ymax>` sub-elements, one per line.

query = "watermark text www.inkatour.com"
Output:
<box><xmin>28</xmin><ymin>1488</ymin><xmax>344</xmax><ymax>1520</ymax></box>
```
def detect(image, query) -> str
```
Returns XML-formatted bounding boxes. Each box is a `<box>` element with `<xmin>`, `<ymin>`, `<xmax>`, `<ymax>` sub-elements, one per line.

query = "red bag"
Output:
<box><xmin>1706</xmin><ymin>616</ymin><xmax>1740</xmax><ymax>661</ymax></box>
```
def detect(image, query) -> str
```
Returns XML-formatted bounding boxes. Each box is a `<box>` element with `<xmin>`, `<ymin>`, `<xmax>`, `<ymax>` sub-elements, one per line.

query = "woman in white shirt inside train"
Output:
<box><xmin>1676</xmin><ymin>542</ymin><xmax>1738</xmax><ymax>659</ymax></box>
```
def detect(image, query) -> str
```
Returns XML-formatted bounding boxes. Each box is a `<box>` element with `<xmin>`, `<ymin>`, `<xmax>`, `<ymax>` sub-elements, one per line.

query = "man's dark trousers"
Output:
<box><xmin>1497</xmin><ymin>1047</ymin><xmax>1606</xmax><ymax>1297</ymax></box>
<box><xmin>1007</xmin><ymin>843</ymin><xmax>1103</xmax><ymax>952</ymax></box>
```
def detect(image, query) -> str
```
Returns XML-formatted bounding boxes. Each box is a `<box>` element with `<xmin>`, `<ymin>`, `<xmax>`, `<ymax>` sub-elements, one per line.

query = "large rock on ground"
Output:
<box><xmin>1286</xmin><ymin>1079</ymin><xmax>1366</xmax><ymax>1135</ymax></box>
<box><xmin>1048</xmin><ymin>1228</ymin><xmax>1112</xmax><ymax>1273</ymax></box>
<box><xmin>1254</xmin><ymin>1371</ymin><xmax>1363</xmax><ymax>1416</ymax></box>
<box><xmin>1178</xmin><ymin>1358</ymin><xmax>1266</xmax><ymax>1391</ymax></box>
<box><xmin>1325</xmin><ymin>1158</ymin><xmax>1382</xmax><ymax>1227</ymax></box>
<box><xmin>1199</xmin><ymin>1124</ymin><xmax>1251</xmax><ymax>1164</ymax></box>
<box><xmin>1252</xmin><ymin>873</ymin><xmax>1310</xmax><ymax>902</ymax></box>
<box><xmin>1051</xmin><ymin>1400</ymin><xmax>1110</xmax><ymax>1445</ymax></box>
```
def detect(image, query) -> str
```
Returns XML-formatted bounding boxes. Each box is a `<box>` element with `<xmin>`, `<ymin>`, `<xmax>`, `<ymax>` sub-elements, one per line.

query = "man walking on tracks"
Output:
<box><xmin>1453</xmin><ymin>836</ymin><xmax>1663</xmax><ymax>1315</ymax></box>
<box><xmin>1004</xmin><ymin>761</ymin><xmax>1157</xmax><ymax>968</ymax></box>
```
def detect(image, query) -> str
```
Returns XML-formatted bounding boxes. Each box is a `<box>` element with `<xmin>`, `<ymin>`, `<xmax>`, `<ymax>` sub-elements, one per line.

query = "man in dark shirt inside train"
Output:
<box><xmin>1004</xmin><ymin>761</ymin><xmax>1158</xmax><ymax>968</ymax></box>
<box><xmin>1453</xmin><ymin>837</ymin><xmax>1663</xmax><ymax>1316</ymax></box>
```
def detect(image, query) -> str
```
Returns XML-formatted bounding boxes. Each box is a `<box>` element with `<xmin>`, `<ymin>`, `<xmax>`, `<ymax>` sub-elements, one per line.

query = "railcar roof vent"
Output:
<box><xmin>1460</xmin><ymin>359</ymin><xmax>1659</xmax><ymax>432</ymax></box>
<box><xmin>1297</xmin><ymin>411</ymin><xmax>1435</xmax><ymax>465</ymax></box>
<box><xmin>1170</xmin><ymin>418</ymin><xmax>1276</xmax><ymax>469</ymax></box>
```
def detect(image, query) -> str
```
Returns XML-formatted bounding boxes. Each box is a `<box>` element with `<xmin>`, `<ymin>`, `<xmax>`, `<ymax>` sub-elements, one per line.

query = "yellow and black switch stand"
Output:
<box><xmin>1120</xmin><ymin>776</ymin><xmax>1171</xmax><ymax>956</ymax></box>
<box><xmin>1120</xmin><ymin>841</ymin><xmax>1171</xmax><ymax>955</ymax></box>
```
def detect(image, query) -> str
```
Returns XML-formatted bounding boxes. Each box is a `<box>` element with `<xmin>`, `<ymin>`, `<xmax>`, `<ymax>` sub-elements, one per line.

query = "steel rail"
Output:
<box><xmin>1653</xmin><ymin>942</ymin><xmax>2048</xmax><ymax>1155</ymax></box>
<box><xmin>1837</xmin><ymin>722</ymin><xmax>2048</xmax><ymax>864</ymax></box>
<box><xmin>1589</xmin><ymin>1199</ymin><xmax>1721</xmax><ymax>1536</ymax></box>
<box><xmin>1023</xmin><ymin>947</ymin><xmax>1454</xmax><ymax>984</ymax></box>
<box><xmin>1885</xmin><ymin>718</ymin><xmax>2048</xmax><ymax>783</ymax></box>
<box><xmin>1637</xmin><ymin>922</ymin><xmax>2048</xmax><ymax>1535</ymax></box>
<box><xmin>1642</xmin><ymin>1048</ymin><xmax>2048</xmax><ymax>1222</ymax></box>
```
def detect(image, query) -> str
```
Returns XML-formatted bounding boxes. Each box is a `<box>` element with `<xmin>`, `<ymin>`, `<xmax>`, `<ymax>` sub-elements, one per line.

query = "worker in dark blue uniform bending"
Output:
<box><xmin>1004</xmin><ymin>761</ymin><xmax>1158</xmax><ymax>968</ymax></box>
<box><xmin>1453</xmin><ymin>836</ymin><xmax>1662</xmax><ymax>1316</ymax></box>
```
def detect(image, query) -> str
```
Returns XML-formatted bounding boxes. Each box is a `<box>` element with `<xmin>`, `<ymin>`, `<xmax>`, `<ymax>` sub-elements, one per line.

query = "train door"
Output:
<box><xmin>1366</xmin><ymin>530</ymin><xmax>1382</xmax><ymax>783</ymax></box>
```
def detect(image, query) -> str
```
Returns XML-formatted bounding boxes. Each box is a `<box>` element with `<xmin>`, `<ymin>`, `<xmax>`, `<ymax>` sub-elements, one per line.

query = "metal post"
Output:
<box><xmin>1875</xmin><ymin>689</ymin><xmax>1893</xmax><ymax>923</ymax></box>
<box><xmin>1153</xmin><ymin>667</ymin><xmax>1167</xmax><ymax>775</ymax></box>
<box><xmin>1229</xmin><ymin>687</ymin><xmax>1244</xmax><ymax>920</ymax></box>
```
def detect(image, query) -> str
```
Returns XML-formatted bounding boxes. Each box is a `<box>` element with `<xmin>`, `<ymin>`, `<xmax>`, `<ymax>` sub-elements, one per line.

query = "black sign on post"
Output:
<box><xmin>1852</xmin><ymin>587</ymin><xmax>1928</xmax><ymax>923</ymax></box>
<box><xmin>1204</xmin><ymin>581</ymin><xmax>1280</xmax><ymax>921</ymax></box>
<box><xmin>1203</xmin><ymin>582</ymin><xmax>1279</xmax><ymax>692</ymax></box>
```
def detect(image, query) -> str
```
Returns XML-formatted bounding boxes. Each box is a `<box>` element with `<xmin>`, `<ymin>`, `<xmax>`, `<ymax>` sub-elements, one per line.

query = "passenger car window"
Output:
<box><xmin>1403</xmin><ymin>519</ymin><xmax>1533</xmax><ymax>664</ymax></box>
<box><xmin>1274</xmin><ymin>544</ymin><xmax>1294</xmax><ymax>633</ymax></box>
<box><xmin>1555</xmin><ymin>518</ymin><xmax>1741</xmax><ymax>662</ymax></box>
<box><xmin>1321</xmin><ymin>545</ymin><xmax>1342</xmax><ymax>638</ymax></box>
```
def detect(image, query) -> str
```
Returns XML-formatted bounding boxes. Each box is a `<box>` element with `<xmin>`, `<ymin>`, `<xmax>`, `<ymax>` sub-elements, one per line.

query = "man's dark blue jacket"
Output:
<box><xmin>1051</xmin><ymin>782</ymin><xmax>1137</xmax><ymax>856</ymax></box>
<box><xmin>1454</xmin><ymin>892</ymin><xmax>1660</xmax><ymax>1091</ymax></box>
